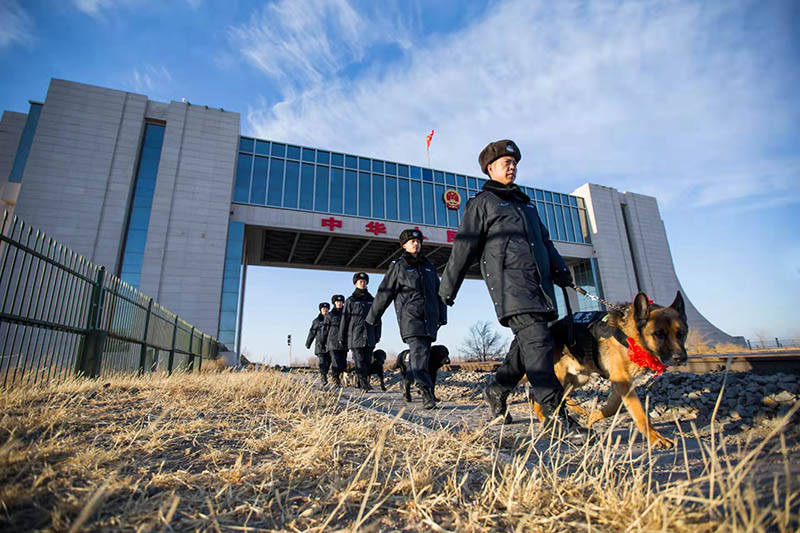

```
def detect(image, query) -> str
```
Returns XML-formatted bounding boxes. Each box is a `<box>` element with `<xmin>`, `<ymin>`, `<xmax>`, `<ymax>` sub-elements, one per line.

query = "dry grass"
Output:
<box><xmin>687</xmin><ymin>330</ymin><xmax>797</xmax><ymax>355</ymax></box>
<box><xmin>0</xmin><ymin>370</ymin><xmax>797</xmax><ymax>531</ymax></box>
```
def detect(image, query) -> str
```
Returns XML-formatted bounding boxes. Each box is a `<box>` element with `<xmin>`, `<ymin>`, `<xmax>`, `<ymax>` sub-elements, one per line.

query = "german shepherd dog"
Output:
<box><xmin>531</xmin><ymin>291</ymin><xmax>688</xmax><ymax>449</ymax></box>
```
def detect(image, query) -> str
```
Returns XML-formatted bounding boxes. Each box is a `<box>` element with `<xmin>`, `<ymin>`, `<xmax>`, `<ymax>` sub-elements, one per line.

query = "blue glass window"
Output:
<box><xmin>448</xmin><ymin>203</ymin><xmax>459</xmax><ymax>227</ymax></box>
<box><xmin>359</xmin><ymin>157</ymin><xmax>371</xmax><ymax>171</ymax></box>
<box><xmin>535</xmin><ymin>189</ymin><xmax>544</xmax><ymax>201</ymax></box>
<box><xmin>468</xmin><ymin>177</ymin><xmax>477</xmax><ymax>189</ymax></box>
<box><xmin>423</xmin><ymin>182</ymin><xmax>435</xmax><ymax>224</ymax></box>
<box><xmin>317</xmin><ymin>150</ymin><xmax>330</xmax><ymax>164</ymax></box>
<box><xmin>398</xmin><ymin>179</ymin><xmax>411</xmax><ymax>221</ymax></box>
<box><xmin>283</xmin><ymin>161</ymin><xmax>300</xmax><ymax>208</ymax></box>
<box><xmin>544</xmin><ymin>191</ymin><xmax>553</xmax><ymax>202</ymax></box>
<box><xmin>411</xmin><ymin>180</ymin><xmax>423</xmax><ymax>223</ymax></box>
<box><xmin>457</xmin><ymin>188</ymin><xmax>467</xmax><ymax>224</ymax></box>
<box><xmin>302</xmin><ymin>148</ymin><xmax>315</xmax><ymax>162</ymax></box>
<box><xmin>398</xmin><ymin>164</ymin><xmax>409</xmax><ymax>177</ymax></box>
<box><xmin>422</xmin><ymin>168</ymin><xmax>433</xmax><ymax>182</ymax></box>
<box><xmin>299</xmin><ymin>163</ymin><xmax>314</xmax><ymax>210</ymax></box>
<box><xmin>267</xmin><ymin>158</ymin><xmax>284</xmax><ymax>206</ymax></box>
<box><xmin>271</xmin><ymin>143</ymin><xmax>286</xmax><ymax>157</ymax></box>
<box><xmin>218</xmin><ymin>221</ymin><xmax>244</xmax><ymax>348</ymax></box>
<box><xmin>345</xmin><ymin>170</ymin><xmax>357</xmax><ymax>215</ymax></box>
<box><xmin>239</xmin><ymin>137</ymin><xmax>254</xmax><ymax>152</ymax></box>
<box><xmin>386</xmin><ymin>162</ymin><xmax>397</xmax><ymax>175</ymax></box>
<box><xmin>8</xmin><ymin>103</ymin><xmax>42</xmax><ymax>183</ymax></box>
<box><xmin>445</xmin><ymin>173</ymin><xmax>455</xmax><ymax>185</ymax></box>
<box><xmin>234</xmin><ymin>153</ymin><xmax>252</xmax><ymax>203</ymax></box>
<box><xmin>545</xmin><ymin>203</ymin><xmax>559</xmax><ymax>240</ymax></box>
<box><xmin>346</xmin><ymin>155</ymin><xmax>357</xmax><ymax>169</ymax></box>
<box><xmin>554</xmin><ymin>205</ymin><xmax>566</xmax><ymax>241</ymax></box>
<box><xmin>478</xmin><ymin>178</ymin><xmax>488</xmax><ymax>189</ymax></box>
<box><xmin>435</xmin><ymin>184</ymin><xmax>447</xmax><ymax>227</ymax></box>
<box><xmin>434</xmin><ymin>171</ymin><xmax>444</xmax><ymax>184</ymax></box>
<box><xmin>457</xmin><ymin>175</ymin><xmax>467</xmax><ymax>187</ymax></box>
<box><xmin>410</xmin><ymin>166</ymin><xmax>421</xmax><ymax>180</ymax></box>
<box><xmin>250</xmin><ymin>156</ymin><xmax>268</xmax><ymax>205</ymax></box>
<box><xmin>330</xmin><ymin>167</ymin><xmax>343</xmax><ymax>213</ymax></box>
<box><xmin>255</xmin><ymin>140</ymin><xmax>270</xmax><ymax>155</ymax></box>
<box><xmin>576</xmin><ymin>209</ymin><xmax>590</xmax><ymax>243</ymax></box>
<box><xmin>358</xmin><ymin>172</ymin><xmax>371</xmax><ymax>216</ymax></box>
<box><xmin>287</xmin><ymin>145</ymin><xmax>301</xmax><ymax>160</ymax></box>
<box><xmin>385</xmin><ymin>176</ymin><xmax>397</xmax><ymax>220</ymax></box>
<box><xmin>564</xmin><ymin>205</ymin><xmax>576</xmax><ymax>241</ymax></box>
<box><xmin>372</xmin><ymin>160</ymin><xmax>384</xmax><ymax>173</ymax></box>
<box><xmin>315</xmin><ymin>166</ymin><xmax>329</xmax><ymax>212</ymax></box>
<box><xmin>372</xmin><ymin>175</ymin><xmax>384</xmax><ymax>219</ymax></box>
<box><xmin>331</xmin><ymin>153</ymin><xmax>344</xmax><ymax>167</ymax></box>
<box><xmin>569</xmin><ymin>195</ymin><xmax>578</xmax><ymax>207</ymax></box>
<box><xmin>577</xmin><ymin>197</ymin><xmax>585</xmax><ymax>208</ymax></box>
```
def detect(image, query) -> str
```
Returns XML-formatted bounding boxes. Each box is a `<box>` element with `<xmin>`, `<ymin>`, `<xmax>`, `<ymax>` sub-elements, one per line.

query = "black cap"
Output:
<box><xmin>319</xmin><ymin>302</ymin><xmax>330</xmax><ymax>310</ymax></box>
<box><xmin>478</xmin><ymin>139</ymin><xmax>521</xmax><ymax>175</ymax></box>
<box><xmin>331</xmin><ymin>294</ymin><xmax>345</xmax><ymax>303</ymax></box>
<box><xmin>352</xmin><ymin>272</ymin><xmax>369</xmax><ymax>285</ymax></box>
<box><xmin>399</xmin><ymin>228</ymin><xmax>424</xmax><ymax>245</ymax></box>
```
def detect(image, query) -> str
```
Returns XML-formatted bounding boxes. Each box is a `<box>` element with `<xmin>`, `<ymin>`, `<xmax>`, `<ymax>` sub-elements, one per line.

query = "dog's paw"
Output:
<box><xmin>650</xmin><ymin>431</ymin><xmax>675</xmax><ymax>449</ymax></box>
<box><xmin>587</xmin><ymin>411</ymin><xmax>604</xmax><ymax>428</ymax></box>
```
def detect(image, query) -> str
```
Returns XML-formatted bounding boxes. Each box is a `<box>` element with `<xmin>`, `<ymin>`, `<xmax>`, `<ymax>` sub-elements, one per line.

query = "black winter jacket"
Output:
<box><xmin>340</xmin><ymin>289</ymin><xmax>381</xmax><ymax>349</ymax></box>
<box><xmin>368</xmin><ymin>252</ymin><xmax>447</xmax><ymax>341</ymax></box>
<box><xmin>305</xmin><ymin>313</ymin><xmax>328</xmax><ymax>355</ymax></box>
<box><xmin>323</xmin><ymin>308</ymin><xmax>346</xmax><ymax>352</ymax></box>
<box><xmin>439</xmin><ymin>180</ymin><xmax>568</xmax><ymax>324</ymax></box>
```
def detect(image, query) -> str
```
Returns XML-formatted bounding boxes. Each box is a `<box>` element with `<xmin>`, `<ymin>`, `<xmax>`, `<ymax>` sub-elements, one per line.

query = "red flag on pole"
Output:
<box><xmin>426</xmin><ymin>130</ymin><xmax>434</xmax><ymax>148</ymax></box>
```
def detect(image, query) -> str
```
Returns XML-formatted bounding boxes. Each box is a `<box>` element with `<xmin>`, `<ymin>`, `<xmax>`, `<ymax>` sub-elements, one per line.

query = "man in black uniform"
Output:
<box><xmin>439</xmin><ymin>139</ymin><xmax>586</xmax><ymax>435</ymax></box>
<box><xmin>323</xmin><ymin>294</ymin><xmax>347</xmax><ymax>387</ymax></box>
<box><xmin>368</xmin><ymin>229</ymin><xmax>447</xmax><ymax>409</ymax></box>
<box><xmin>305</xmin><ymin>302</ymin><xmax>331</xmax><ymax>384</ymax></box>
<box><xmin>340</xmin><ymin>273</ymin><xmax>380</xmax><ymax>392</ymax></box>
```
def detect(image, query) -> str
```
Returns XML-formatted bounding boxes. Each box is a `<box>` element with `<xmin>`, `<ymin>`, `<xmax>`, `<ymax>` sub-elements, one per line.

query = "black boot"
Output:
<box><xmin>484</xmin><ymin>378</ymin><xmax>512</xmax><ymax>424</ymax></box>
<box><xmin>320</xmin><ymin>373</ymin><xmax>328</xmax><ymax>386</ymax></box>
<box><xmin>419</xmin><ymin>386</ymin><xmax>437</xmax><ymax>410</ymax></box>
<box><xmin>540</xmin><ymin>402</ymin><xmax>593</xmax><ymax>443</ymax></box>
<box><xmin>358</xmin><ymin>375</ymin><xmax>369</xmax><ymax>392</ymax></box>
<box><xmin>331</xmin><ymin>374</ymin><xmax>342</xmax><ymax>388</ymax></box>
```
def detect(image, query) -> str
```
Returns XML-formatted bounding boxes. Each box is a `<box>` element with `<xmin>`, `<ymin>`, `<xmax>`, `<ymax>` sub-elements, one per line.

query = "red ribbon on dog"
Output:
<box><xmin>626</xmin><ymin>337</ymin><xmax>665</xmax><ymax>376</ymax></box>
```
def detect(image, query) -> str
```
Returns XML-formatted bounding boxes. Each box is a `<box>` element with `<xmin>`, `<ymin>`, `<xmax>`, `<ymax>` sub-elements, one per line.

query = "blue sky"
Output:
<box><xmin>2</xmin><ymin>0</ymin><xmax>798</xmax><ymax>363</ymax></box>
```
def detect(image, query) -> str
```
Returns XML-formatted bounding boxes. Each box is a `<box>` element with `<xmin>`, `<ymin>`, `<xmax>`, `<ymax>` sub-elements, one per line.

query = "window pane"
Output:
<box><xmin>448</xmin><ymin>203</ymin><xmax>459</xmax><ymax>227</ymax></box>
<box><xmin>569</xmin><ymin>195</ymin><xmax>578</xmax><ymax>207</ymax></box>
<box><xmin>423</xmin><ymin>182</ymin><xmax>435</xmax><ymax>224</ymax></box>
<box><xmin>315</xmin><ymin>166</ymin><xmax>329</xmax><ymax>212</ymax></box>
<box><xmin>398</xmin><ymin>179</ymin><xmax>410</xmax><ymax>221</ymax></box>
<box><xmin>255</xmin><ymin>140</ymin><xmax>270</xmax><ymax>155</ymax></box>
<box><xmin>435</xmin><ymin>184</ymin><xmax>447</xmax><ymax>227</ymax></box>
<box><xmin>302</xmin><ymin>148</ymin><xmax>315</xmax><ymax>162</ymax></box>
<box><xmin>554</xmin><ymin>204</ymin><xmax>566</xmax><ymax>241</ymax></box>
<box><xmin>457</xmin><ymin>175</ymin><xmax>467</xmax><ymax>187</ymax></box>
<box><xmin>317</xmin><ymin>150</ymin><xmax>330</xmax><ymax>164</ymax></box>
<box><xmin>544</xmin><ymin>190</ymin><xmax>553</xmax><ymax>202</ymax></box>
<box><xmin>434</xmin><ymin>171</ymin><xmax>444</xmax><ymax>183</ymax></box>
<box><xmin>577</xmin><ymin>197</ymin><xmax>585</xmax><ymax>208</ymax></box>
<box><xmin>410</xmin><ymin>166</ymin><xmax>421</xmax><ymax>180</ymax></box>
<box><xmin>372</xmin><ymin>175</ymin><xmax>384</xmax><ymax>219</ymax></box>
<box><xmin>284</xmin><ymin>161</ymin><xmax>299</xmax><ymax>207</ymax></box>
<box><xmin>422</xmin><ymin>168</ymin><xmax>433</xmax><ymax>182</ymax></box>
<box><xmin>385</xmin><ymin>176</ymin><xmax>397</xmax><ymax>220</ymax></box>
<box><xmin>576</xmin><ymin>208</ymin><xmax>590</xmax><ymax>243</ymax></box>
<box><xmin>267</xmin><ymin>158</ymin><xmax>284</xmax><ymax>206</ymax></box>
<box><xmin>299</xmin><ymin>163</ymin><xmax>314</xmax><ymax>210</ymax></box>
<box><xmin>271</xmin><ymin>143</ymin><xmax>286</xmax><ymax>157</ymax></box>
<box><xmin>331</xmin><ymin>153</ymin><xmax>344</xmax><ymax>167</ymax></box>
<box><xmin>234</xmin><ymin>153</ymin><xmax>252</xmax><ymax>203</ymax></box>
<box><xmin>287</xmin><ymin>145</ymin><xmax>301</xmax><ymax>160</ymax></box>
<box><xmin>411</xmin><ymin>180</ymin><xmax>423</xmax><ymax>223</ymax></box>
<box><xmin>345</xmin><ymin>170</ymin><xmax>357</xmax><ymax>215</ymax></box>
<box><xmin>239</xmin><ymin>137</ymin><xmax>254</xmax><ymax>152</ymax></box>
<box><xmin>250</xmin><ymin>155</ymin><xmax>268</xmax><ymax>205</ymax></box>
<box><xmin>358</xmin><ymin>172</ymin><xmax>371</xmax><ymax>216</ymax></box>
<box><xmin>385</xmin><ymin>162</ymin><xmax>396</xmax><ymax>176</ymax></box>
<box><xmin>330</xmin><ymin>167</ymin><xmax>343</xmax><ymax>213</ymax></box>
<box><xmin>398</xmin><ymin>164</ymin><xmax>409</xmax><ymax>177</ymax></box>
<box><xmin>468</xmin><ymin>177</ymin><xmax>477</xmax><ymax>189</ymax></box>
<box><xmin>445</xmin><ymin>173</ymin><xmax>455</xmax><ymax>185</ymax></box>
<box><xmin>536</xmin><ymin>202</ymin><xmax>547</xmax><ymax>230</ymax></box>
<box><xmin>545</xmin><ymin>203</ymin><xmax>559</xmax><ymax>240</ymax></box>
<box><xmin>458</xmin><ymin>188</ymin><xmax>467</xmax><ymax>222</ymax></box>
<box><xmin>346</xmin><ymin>155</ymin><xmax>357</xmax><ymax>169</ymax></box>
<box><xmin>372</xmin><ymin>160</ymin><xmax>384</xmax><ymax>173</ymax></box>
<box><xmin>535</xmin><ymin>189</ymin><xmax>544</xmax><ymax>201</ymax></box>
<box><xmin>359</xmin><ymin>157</ymin><xmax>371</xmax><ymax>171</ymax></box>
<box><xmin>564</xmin><ymin>205</ymin><xmax>576</xmax><ymax>241</ymax></box>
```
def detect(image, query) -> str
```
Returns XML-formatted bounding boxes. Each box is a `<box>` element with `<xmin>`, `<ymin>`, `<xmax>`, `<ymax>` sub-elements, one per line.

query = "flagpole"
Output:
<box><xmin>427</xmin><ymin>147</ymin><xmax>431</xmax><ymax>168</ymax></box>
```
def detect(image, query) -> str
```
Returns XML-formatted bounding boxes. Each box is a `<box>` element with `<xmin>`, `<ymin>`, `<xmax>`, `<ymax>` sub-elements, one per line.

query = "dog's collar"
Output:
<box><xmin>626</xmin><ymin>337</ymin><xmax>665</xmax><ymax>376</ymax></box>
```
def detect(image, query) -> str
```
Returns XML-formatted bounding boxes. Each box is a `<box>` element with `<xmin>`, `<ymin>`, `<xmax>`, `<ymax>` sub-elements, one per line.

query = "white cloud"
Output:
<box><xmin>71</xmin><ymin>0</ymin><xmax>201</xmax><ymax>16</ymax></box>
<box><xmin>0</xmin><ymin>0</ymin><xmax>34</xmax><ymax>50</ymax></box>
<box><xmin>129</xmin><ymin>64</ymin><xmax>172</xmax><ymax>95</ymax></box>
<box><xmin>239</xmin><ymin>0</ymin><xmax>799</xmax><ymax>210</ymax></box>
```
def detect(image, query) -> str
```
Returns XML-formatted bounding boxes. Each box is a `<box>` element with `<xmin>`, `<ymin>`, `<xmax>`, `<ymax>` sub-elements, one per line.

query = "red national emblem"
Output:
<box><xmin>446</xmin><ymin>230</ymin><xmax>457</xmax><ymax>243</ymax></box>
<box><xmin>443</xmin><ymin>189</ymin><xmax>461</xmax><ymax>210</ymax></box>
<box><xmin>365</xmin><ymin>221</ymin><xmax>387</xmax><ymax>236</ymax></box>
<box><xmin>321</xmin><ymin>217</ymin><xmax>342</xmax><ymax>231</ymax></box>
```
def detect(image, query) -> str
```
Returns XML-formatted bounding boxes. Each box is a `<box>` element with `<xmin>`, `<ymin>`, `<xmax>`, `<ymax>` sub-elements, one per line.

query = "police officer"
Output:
<box><xmin>340</xmin><ymin>273</ymin><xmax>381</xmax><ymax>391</ymax></box>
<box><xmin>368</xmin><ymin>228</ymin><xmax>446</xmax><ymax>409</ymax></box>
<box><xmin>305</xmin><ymin>302</ymin><xmax>331</xmax><ymax>384</ymax></box>
<box><xmin>323</xmin><ymin>294</ymin><xmax>347</xmax><ymax>387</ymax></box>
<box><xmin>439</xmin><ymin>139</ymin><xmax>585</xmax><ymax>436</ymax></box>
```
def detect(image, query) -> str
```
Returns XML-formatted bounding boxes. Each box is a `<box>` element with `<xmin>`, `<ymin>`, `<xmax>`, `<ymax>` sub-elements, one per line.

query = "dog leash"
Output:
<box><xmin>568</xmin><ymin>283</ymin><xmax>627</xmax><ymax>313</ymax></box>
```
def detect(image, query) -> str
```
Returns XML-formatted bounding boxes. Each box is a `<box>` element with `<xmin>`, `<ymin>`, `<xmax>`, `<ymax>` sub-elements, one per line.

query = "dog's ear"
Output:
<box><xmin>633</xmin><ymin>292</ymin><xmax>650</xmax><ymax>325</ymax></box>
<box><xmin>670</xmin><ymin>291</ymin><xmax>687</xmax><ymax>322</ymax></box>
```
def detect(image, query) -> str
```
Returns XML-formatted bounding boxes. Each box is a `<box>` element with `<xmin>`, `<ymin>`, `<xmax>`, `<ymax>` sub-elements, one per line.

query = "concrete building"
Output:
<box><xmin>0</xmin><ymin>79</ymin><xmax>740</xmax><ymax>350</ymax></box>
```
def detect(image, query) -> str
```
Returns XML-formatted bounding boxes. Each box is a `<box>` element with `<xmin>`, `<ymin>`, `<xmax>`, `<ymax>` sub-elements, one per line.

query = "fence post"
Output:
<box><xmin>168</xmin><ymin>315</ymin><xmax>178</xmax><ymax>375</ymax></box>
<box><xmin>197</xmin><ymin>334</ymin><xmax>204</xmax><ymax>372</ymax></box>
<box><xmin>76</xmin><ymin>266</ymin><xmax>106</xmax><ymax>378</ymax></box>
<box><xmin>138</xmin><ymin>298</ymin><xmax>153</xmax><ymax>375</ymax></box>
<box><xmin>188</xmin><ymin>326</ymin><xmax>195</xmax><ymax>372</ymax></box>
<box><xmin>775</xmin><ymin>337</ymin><xmax>782</xmax><ymax>348</ymax></box>
<box><xmin>747</xmin><ymin>339</ymin><xmax>752</xmax><ymax>350</ymax></box>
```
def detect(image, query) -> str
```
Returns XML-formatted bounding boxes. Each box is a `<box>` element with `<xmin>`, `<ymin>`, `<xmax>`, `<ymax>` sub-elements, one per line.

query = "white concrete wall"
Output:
<box><xmin>0</xmin><ymin>110</ymin><xmax>28</xmax><ymax>216</ymax></box>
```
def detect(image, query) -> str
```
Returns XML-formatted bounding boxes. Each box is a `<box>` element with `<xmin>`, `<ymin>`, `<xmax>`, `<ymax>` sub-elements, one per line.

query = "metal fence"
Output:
<box><xmin>746</xmin><ymin>338</ymin><xmax>799</xmax><ymax>350</ymax></box>
<box><xmin>0</xmin><ymin>212</ymin><xmax>226</xmax><ymax>388</ymax></box>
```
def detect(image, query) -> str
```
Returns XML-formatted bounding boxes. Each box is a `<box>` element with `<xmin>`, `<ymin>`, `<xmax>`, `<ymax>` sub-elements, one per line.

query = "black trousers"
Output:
<box><xmin>406</xmin><ymin>336</ymin><xmax>433</xmax><ymax>390</ymax></box>
<box><xmin>317</xmin><ymin>352</ymin><xmax>331</xmax><ymax>377</ymax></box>
<box><xmin>330</xmin><ymin>350</ymin><xmax>347</xmax><ymax>376</ymax></box>
<box><xmin>495</xmin><ymin>313</ymin><xmax>563</xmax><ymax>407</ymax></box>
<box><xmin>351</xmin><ymin>347</ymin><xmax>373</xmax><ymax>378</ymax></box>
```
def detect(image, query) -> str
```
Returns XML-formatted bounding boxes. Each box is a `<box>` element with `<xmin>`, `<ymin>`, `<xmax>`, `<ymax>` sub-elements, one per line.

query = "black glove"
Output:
<box><xmin>552</xmin><ymin>268</ymin><xmax>573</xmax><ymax>289</ymax></box>
<box><xmin>440</xmin><ymin>295</ymin><xmax>455</xmax><ymax>307</ymax></box>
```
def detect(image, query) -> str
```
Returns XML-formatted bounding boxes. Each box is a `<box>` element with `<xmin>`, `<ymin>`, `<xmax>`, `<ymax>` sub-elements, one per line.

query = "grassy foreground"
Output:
<box><xmin>0</xmin><ymin>370</ymin><xmax>797</xmax><ymax>532</ymax></box>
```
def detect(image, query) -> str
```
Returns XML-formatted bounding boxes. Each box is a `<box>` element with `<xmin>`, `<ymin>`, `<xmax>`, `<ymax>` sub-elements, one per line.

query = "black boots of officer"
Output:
<box><xmin>538</xmin><ymin>401</ymin><xmax>593</xmax><ymax>442</ymax></box>
<box><xmin>418</xmin><ymin>385</ymin><xmax>437</xmax><ymax>409</ymax></box>
<box><xmin>484</xmin><ymin>378</ymin><xmax>513</xmax><ymax>424</ymax></box>
<box><xmin>320</xmin><ymin>372</ymin><xmax>328</xmax><ymax>386</ymax></box>
<box><xmin>331</xmin><ymin>373</ymin><xmax>342</xmax><ymax>388</ymax></box>
<box><xmin>357</xmin><ymin>375</ymin><xmax>372</xmax><ymax>392</ymax></box>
